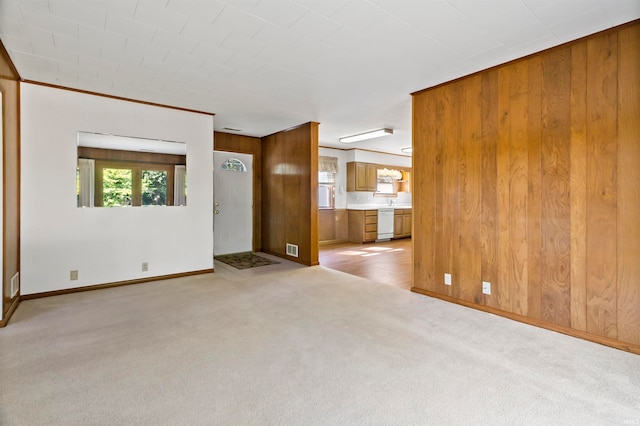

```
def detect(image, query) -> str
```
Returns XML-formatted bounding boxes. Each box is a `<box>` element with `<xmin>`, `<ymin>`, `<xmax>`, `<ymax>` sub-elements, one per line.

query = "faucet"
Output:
<box><xmin>388</xmin><ymin>199</ymin><xmax>396</xmax><ymax>206</ymax></box>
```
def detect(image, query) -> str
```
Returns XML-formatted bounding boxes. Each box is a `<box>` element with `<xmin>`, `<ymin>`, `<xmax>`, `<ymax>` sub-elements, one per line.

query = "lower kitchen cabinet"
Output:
<box><xmin>394</xmin><ymin>209</ymin><xmax>412</xmax><ymax>239</ymax></box>
<box><xmin>348</xmin><ymin>210</ymin><xmax>378</xmax><ymax>243</ymax></box>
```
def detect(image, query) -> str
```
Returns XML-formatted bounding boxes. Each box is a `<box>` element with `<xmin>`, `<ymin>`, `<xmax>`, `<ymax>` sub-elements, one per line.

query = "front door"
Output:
<box><xmin>213</xmin><ymin>151</ymin><xmax>253</xmax><ymax>256</ymax></box>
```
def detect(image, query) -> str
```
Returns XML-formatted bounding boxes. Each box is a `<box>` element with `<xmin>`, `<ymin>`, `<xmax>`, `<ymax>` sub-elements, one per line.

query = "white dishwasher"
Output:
<box><xmin>377</xmin><ymin>208</ymin><xmax>395</xmax><ymax>241</ymax></box>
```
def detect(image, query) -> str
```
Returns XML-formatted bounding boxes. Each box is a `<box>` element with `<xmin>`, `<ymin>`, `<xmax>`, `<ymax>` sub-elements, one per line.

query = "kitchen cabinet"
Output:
<box><xmin>347</xmin><ymin>162</ymin><xmax>377</xmax><ymax>192</ymax></box>
<box><xmin>348</xmin><ymin>209</ymin><xmax>378</xmax><ymax>243</ymax></box>
<box><xmin>394</xmin><ymin>209</ymin><xmax>412</xmax><ymax>239</ymax></box>
<box><xmin>319</xmin><ymin>209</ymin><xmax>348</xmax><ymax>243</ymax></box>
<box><xmin>398</xmin><ymin>171</ymin><xmax>411</xmax><ymax>193</ymax></box>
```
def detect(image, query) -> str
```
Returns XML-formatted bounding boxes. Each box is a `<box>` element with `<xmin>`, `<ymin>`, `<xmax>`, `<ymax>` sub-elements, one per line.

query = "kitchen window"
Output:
<box><xmin>318</xmin><ymin>156</ymin><xmax>338</xmax><ymax>210</ymax></box>
<box><xmin>318</xmin><ymin>172</ymin><xmax>335</xmax><ymax>209</ymax></box>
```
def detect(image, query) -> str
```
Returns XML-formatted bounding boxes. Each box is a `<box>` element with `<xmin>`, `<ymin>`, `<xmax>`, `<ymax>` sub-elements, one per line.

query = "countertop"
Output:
<box><xmin>346</xmin><ymin>204</ymin><xmax>412</xmax><ymax>210</ymax></box>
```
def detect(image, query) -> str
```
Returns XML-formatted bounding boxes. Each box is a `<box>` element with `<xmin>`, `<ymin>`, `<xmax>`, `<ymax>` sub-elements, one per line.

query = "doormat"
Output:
<box><xmin>215</xmin><ymin>252</ymin><xmax>280</xmax><ymax>270</ymax></box>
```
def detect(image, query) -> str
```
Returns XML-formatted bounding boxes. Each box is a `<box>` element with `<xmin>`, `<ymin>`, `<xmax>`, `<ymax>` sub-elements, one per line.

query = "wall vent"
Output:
<box><xmin>10</xmin><ymin>272</ymin><xmax>19</xmax><ymax>298</ymax></box>
<box><xmin>286</xmin><ymin>243</ymin><xmax>299</xmax><ymax>258</ymax></box>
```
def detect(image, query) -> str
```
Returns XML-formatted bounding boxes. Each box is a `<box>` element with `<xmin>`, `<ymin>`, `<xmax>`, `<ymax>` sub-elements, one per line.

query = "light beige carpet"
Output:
<box><xmin>1</xmin><ymin>266</ymin><xmax>639</xmax><ymax>425</ymax></box>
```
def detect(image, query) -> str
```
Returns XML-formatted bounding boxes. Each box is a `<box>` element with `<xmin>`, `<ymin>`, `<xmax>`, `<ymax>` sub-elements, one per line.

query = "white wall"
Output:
<box><xmin>20</xmin><ymin>83</ymin><xmax>214</xmax><ymax>295</ymax></box>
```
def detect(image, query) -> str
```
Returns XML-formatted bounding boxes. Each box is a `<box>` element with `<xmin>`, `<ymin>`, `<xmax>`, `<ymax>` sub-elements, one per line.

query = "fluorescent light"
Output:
<box><xmin>339</xmin><ymin>128</ymin><xmax>393</xmax><ymax>143</ymax></box>
<box><xmin>401</xmin><ymin>147</ymin><xmax>412</xmax><ymax>154</ymax></box>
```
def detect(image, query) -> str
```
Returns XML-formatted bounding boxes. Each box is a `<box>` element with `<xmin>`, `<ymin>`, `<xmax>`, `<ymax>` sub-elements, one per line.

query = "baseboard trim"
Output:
<box><xmin>0</xmin><ymin>296</ymin><xmax>21</xmax><ymax>328</ymax></box>
<box><xmin>261</xmin><ymin>249</ymin><xmax>316</xmax><ymax>266</ymax></box>
<box><xmin>21</xmin><ymin>269</ymin><xmax>215</xmax><ymax>301</ymax></box>
<box><xmin>411</xmin><ymin>287</ymin><xmax>640</xmax><ymax>355</ymax></box>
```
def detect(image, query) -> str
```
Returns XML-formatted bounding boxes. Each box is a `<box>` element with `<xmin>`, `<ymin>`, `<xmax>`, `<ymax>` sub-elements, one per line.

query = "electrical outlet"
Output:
<box><xmin>482</xmin><ymin>281</ymin><xmax>491</xmax><ymax>295</ymax></box>
<box><xmin>142</xmin><ymin>262</ymin><xmax>149</xmax><ymax>272</ymax></box>
<box><xmin>70</xmin><ymin>270</ymin><xmax>78</xmax><ymax>281</ymax></box>
<box><xmin>444</xmin><ymin>273</ymin><xmax>452</xmax><ymax>286</ymax></box>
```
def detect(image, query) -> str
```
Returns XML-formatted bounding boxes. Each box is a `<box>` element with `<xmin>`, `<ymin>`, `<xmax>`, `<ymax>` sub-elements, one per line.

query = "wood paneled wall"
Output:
<box><xmin>412</xmin><ymin>21</ymin><xmax>640</xmax><ymax>352</ymax></box>
<box><xmin>0</xmin><ymin>40</ymin><xmax>20</xmax><ymax>324</ymax></box>
<box><xmin>261</xmin><ymin>123</ymin><xmax>319</xmax><ymax>266</ymax></box>
<box><xmin>214</xmin><ymin>131</ymin><xmax>262</xmax><ymax>251</ymax></box>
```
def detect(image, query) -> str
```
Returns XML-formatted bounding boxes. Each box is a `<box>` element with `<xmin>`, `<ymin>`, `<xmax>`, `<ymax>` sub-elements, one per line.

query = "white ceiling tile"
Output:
<box><xmin>49</xmin><ymin>0</ymin><xmax>107</xmax><ymax>29</ymax></box>
<box><xmin>140</xmin><ymin>54</ymin><xmax>179</xmax><ymax>75</ymax></box>
<box><xmin>0</xmin><ymin>0</ymin><xmax>24</xmax><ymax>26</ymax></box>
<box><xmin>106</xmin><ymin>15</ymin><xmax>157</xmax><ymax>42</ymax></box>
<box><xmin>320</xmin><ymin>26</ymin><xmax>367</xmax><ymax>50</ymax></box>
<box><xmin>76</xmin><ymin>73</ymin><xmax>117</xmax><ymax>93</ymax></box>
<box><xmin>180</xmin><ymin>17</ymin><xmax>231</xmax><ymax>44</ymax></box>
<box><xmin>76</xmin><ymin>58</ymin><xmax>100</xmax><ymax>77</ymax></box>
<box><xmin>164</xmin><ymin>50</ymin><xmax>205</xmax><ymax>69</ymax></box>
<box><xmin>19</xmin><ymin>4</ymin><xmax>79</xmax><ymax>38</ymax></box>
<box><xmin>380</xmin><ymin>1</ymin><xmax>482</xmax><ymax>44</ymax></box>
<box><xmin>0</xmin><ymin>34</ymin><xmax>33</xmax><ymax>54</ymax></box>
<box><xmin>252</xmin><ymin>23</ymin><xmax>299</xmax><ymax>47</ymax></box>
<box><xmin>152</xmin><ymin>30</ymin><xmax>199</xmax><ymax>53</ymax></box>
<box><xmin>80</xmin><ymin>53</ymin><xmax>119</xmax><ymax>75</ymax></box>
<box><xmin>249</xmin><ymin>0</ymin><xmax>308</xmax><ymax>28</ymax></box>
<box><xmin>86</xmin><ymin>0</ymin><xmax>138</xmax><ymax>19</ymax></box>
<box><xmin>9</xmin><ymin>22</ymin><xmax>53</xmax><ymax>50</ymax></box>
<box><xmin>134</xmin><ymin>1</ymin><xmax>189</xmax><ymax>34</ymax></box>
<box><xmin>9</xmin><ymin>50</ymin><xmax>59</xmax><ymax>75</ymax></box>
<box><xmin>200</xmin><ymin>58</ymin><xmax>237</xmax><ymax>79</ymax></box>
<box><xmin>293</xmin><ymin>0</ymin><xmax>347</xmax><ymax>18</ymax></box>
<box><xmin>219</xmin><ymin>33</ymin><xmax>267</xmax><ymax>57</ymax></box>
<box><xmin>165</xmin><ymin>0</ymin><xmax>226</xmax><ymax>22</ymax></box>
<box><xmin>451</xmin><ymin>31</ymin><xmax>504</xmax><ymax>58</ymax></box>
<box><xmin>78</xmin><ymin>23</ymin><xmax>127</xmax><ymax>51</ymax></box>
<box><xmin>100</xmin><ymin>44</ymin><xmax>143</xmax><ymax>68</ymax></box>
<box><xmin>288</xmin><ymin>10</ymin><xmax>341</xmax><ymax>41</ymax></box>
<box><xmin>224</xmin><ymin>53</ymin><xmax>265</xmax><ymax>72</ymax></box>
<box><xmin>221</xmin><ymin>0</ymin><xmax>260</xmax><ymax>13</ymax></box>
<box><xmin>190</xmin><ymin>42</ymin><xmax>234</xmax><ymax>62</ymax></box>
<box><xmin>600</xmin><ymin>0</ymin><xmax>640</xmax><ymax>25</ymax></box>
<box><xmin>523</xmin><ymin>0</ymin><xmax>601</xmax><ymax>27</ymax></box>
<box><xmin>123</xmin><ymin>38</ymin><xmax>155</xmax><ymax>60</ymax></box>
<box><xmin>53</xmin><ymin>33</ymin><xmax>101</xmax><ymax>56</ymax></box>
<box><xmin>547</xmin><ymin>8</ymin><xmax>614</xmax><ymax>41</ymax></box>
<box><xmin>327</xmin><ymin>1</ymin><xmax>389</xmax><ymax>33</ymax></box>
<box><xmin>213</xmin><ymin>5</ymin><xmax>266</xmax><ymax>38</ymax></box>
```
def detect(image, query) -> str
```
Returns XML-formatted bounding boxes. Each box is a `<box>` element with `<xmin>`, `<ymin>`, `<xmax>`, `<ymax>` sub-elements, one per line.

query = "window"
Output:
<box><xmin>318</xmin><ymin>156</ymin><xmax>339</xmax><ymax>210</ymax></box>
<box><xmin>318</xmin><ymin>172</ymin><xmax>336</xmax><ymax>209</ymax></box>
<box><xmin>221</xmin><ymin>158</ymin><xmax>247</xmax><ymax>172</ymax></box>
<box><xmin>141</xmin><ymin>170</ymin><xmax>167</xmax><ymax>206</ymax></box>
<box><xmin>92</xmin><ymin>161</ymin><xmax>173</xmax><ymax>207</ymax></box>
<box><xmin>103</xmin><ymin>167</ymin><xmax>133</xmax><ymax>207</ymax></box>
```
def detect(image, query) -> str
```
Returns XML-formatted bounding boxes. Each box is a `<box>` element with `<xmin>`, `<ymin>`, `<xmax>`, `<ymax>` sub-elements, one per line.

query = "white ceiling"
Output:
<box><xmin>1</xmin><ymin>0</ymin><xmax>638</xmax><ymax>155</ymax></box>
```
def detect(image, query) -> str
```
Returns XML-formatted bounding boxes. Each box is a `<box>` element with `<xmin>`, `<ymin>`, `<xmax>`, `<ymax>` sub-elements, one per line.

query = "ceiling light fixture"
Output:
<box><xmin>339</xmin><ymin>128</ymin><xmax>393</xmax><ymax>144</ymax></box>
<box><xmin>401</xmin><ymin>147</ymin><xmax>412</xmax><ymax>154</ymax></box>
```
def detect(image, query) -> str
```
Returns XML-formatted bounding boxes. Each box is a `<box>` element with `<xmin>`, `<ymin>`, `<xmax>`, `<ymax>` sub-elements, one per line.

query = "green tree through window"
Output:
<box><xmin>142</xmin><ymin>170</ymin><xmax>167</xmax><ymax>206</ymax></box>
<box><xmin>103</xmin><ymin>168</ymin><xmax>132</xmax><ymax>207</ymax></box>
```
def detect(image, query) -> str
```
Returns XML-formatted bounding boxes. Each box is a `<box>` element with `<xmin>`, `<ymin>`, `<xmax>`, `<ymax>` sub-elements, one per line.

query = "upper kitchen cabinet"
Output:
<box><xmin>398</xmin><ymin>170</ymin><xmax>411</xmax><ymax>193</ymax></box>
<box><xmin>347</xmin><ymin>162</ymin><xmax>378</xmax><ymax>192</ymax></box>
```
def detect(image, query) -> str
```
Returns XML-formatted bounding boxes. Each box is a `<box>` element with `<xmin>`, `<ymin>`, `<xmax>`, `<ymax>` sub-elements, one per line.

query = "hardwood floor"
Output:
<box><xmin>319</xmin><ymin>238</ymin><xmax>412</xmax><ymax>290</ymax></box>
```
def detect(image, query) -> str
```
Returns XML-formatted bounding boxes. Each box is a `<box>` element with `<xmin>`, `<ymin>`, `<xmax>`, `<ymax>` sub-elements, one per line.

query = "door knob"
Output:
<box><xmin>215</xmin><ymin>202</ymin><xmax>219</xmax><ymax>207</ymax></box>
<box><xmin>214</xmin><ymin>210</ymin><xmax>220</xmax><ymax>214</ymax></box>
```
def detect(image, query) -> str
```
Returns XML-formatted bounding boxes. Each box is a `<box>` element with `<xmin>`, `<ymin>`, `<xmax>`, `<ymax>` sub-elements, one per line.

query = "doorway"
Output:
<box><xmin>213</xmin><ymin>151</ymin><xmax>253</xmax><ymax>256</ymax></box>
